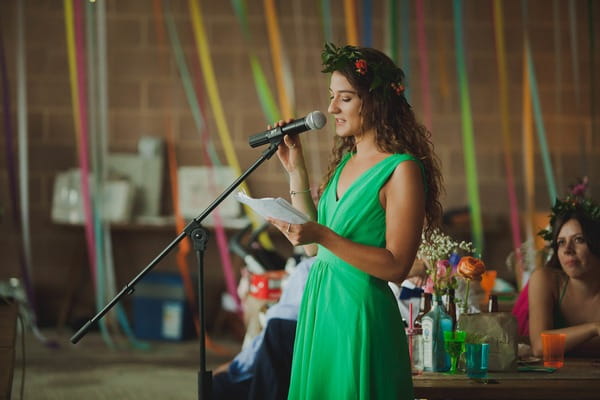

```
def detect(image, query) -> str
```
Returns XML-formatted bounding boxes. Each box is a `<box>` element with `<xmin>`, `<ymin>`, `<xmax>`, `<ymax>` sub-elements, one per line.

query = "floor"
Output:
<box><xmin>10</xmin><ymin>327</ymin><xmax>242</xmax><ymax>400</ymax></box>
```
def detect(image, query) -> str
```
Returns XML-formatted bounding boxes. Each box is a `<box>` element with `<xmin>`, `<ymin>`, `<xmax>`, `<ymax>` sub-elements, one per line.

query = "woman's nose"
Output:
<box><xmin>564</xmin><ymin>240</ymin><xmax>575</xmax><ymax>254</ymax></box>
<box><xmin>328</xmin><ymin>99</ymin><xmax>339</xmax><ymax>114</ymax></box>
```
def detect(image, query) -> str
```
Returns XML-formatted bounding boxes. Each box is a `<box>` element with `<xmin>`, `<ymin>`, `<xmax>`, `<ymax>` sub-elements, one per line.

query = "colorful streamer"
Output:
<box><xmin>361</xmin><ymin>0</ymin><xmax>373</xmax><ymax>47</ymax></box>
<box><xmin>344</xmin><ymin>0</ymin><xmax>359</xmax><ymax>45</ymax></box>
<box><xmin>16</xmin><ymin>0</ymin><xmax>34</xmax><ymax>306</ymax></box>
<box><xmin>64</xmin><ymin>0</ymin><xmax>98</xmax><ymax>289</ymax></box>
<box><xmin>230</xmin><ymin>0</ymin><xmax>280</xmax><ymax>124</ymax></box>
<box><xmin>522</xmin><ymin>43</ymin><xmax>536</xmax><ymax>283</ymax></box>
<box><xmin>452</xmin><ymin>0</ymin><xmax>484</xmax><ymax>255</ymax></box>
<box><xmin>320</xmin><ymin>0</ymin><xmax>333</xmax><ymax>44</ymax></box>
<box><xmin>264</xmin><ymin>0</ymin><xmax>294</xmax><ymax>119</ymax></box>
<box><xmin>525</xmin><ymin>41</ymin><xmax>558</xmax><ymax>203</ymax></box>
<box><xmin>493</xmin><ymin>0</ymin><xmax>523</xmax><ymax>282</ymax></box>
<box><xmin>415</xmin><ymin>0</ymin><xmax>432</xmax><ymax>129</ymax></box>
<box><xmin>1</xmin><ymin>2</ymin><xmax>41</xmax><ymax>334</ymax></box>
<box><xmin>153</xmin><ymin>0</ymin><xmax>204</xmax><ymax>334</ymax></box>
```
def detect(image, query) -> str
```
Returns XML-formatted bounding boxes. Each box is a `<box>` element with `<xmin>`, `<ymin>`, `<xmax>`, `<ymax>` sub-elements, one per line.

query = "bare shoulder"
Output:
<box><xmin>387</xmin><ymin>159</ymin><xmax>424</xmax><ymax>190</ymax></box>
<box><xmin>529</xmin><ymin>267</ymin><xmax>563</xmax><ymax>295</ymax></box>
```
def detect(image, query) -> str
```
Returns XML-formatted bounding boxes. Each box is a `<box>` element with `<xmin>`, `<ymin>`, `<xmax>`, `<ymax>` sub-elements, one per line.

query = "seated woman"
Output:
<box><xmin>528</xmin><ymin>193</ymin><xmax>600</xmax><ymax>357</ymax></box>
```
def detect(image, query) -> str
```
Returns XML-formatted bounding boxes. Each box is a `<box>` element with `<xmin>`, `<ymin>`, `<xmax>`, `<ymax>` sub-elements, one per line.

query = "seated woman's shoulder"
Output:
<box><xmin>530</xmin><ymin>266</ymin><xmax>565</xmax><ymax>287</ymax></box>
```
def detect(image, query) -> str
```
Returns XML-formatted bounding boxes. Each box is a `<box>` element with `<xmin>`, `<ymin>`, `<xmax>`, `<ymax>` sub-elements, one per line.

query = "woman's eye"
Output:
<box><xmin>556</xmin><ymin>239</ymin><xmax>565</xmax><ymax>247</ymax></box>
<box><xmin>575</xmin><ymin>236</ymin><xmax>585</xmax><ymax>244</ymax></box>
<box><xmin>342</xmin><ymin>97</ymin><xmax>352</xmax><ymax>102</ymax></box>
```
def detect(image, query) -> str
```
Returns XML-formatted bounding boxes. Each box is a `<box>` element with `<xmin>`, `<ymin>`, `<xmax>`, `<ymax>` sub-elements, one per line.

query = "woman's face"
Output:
<box><xmin>557</xmin><ymin>218</ymin><xmax>600</xmax><ymax>279</ymax></box>
<box><xmin>327</xmin><ymin>71</ymin><xmax>363</xmax><ymax>138</ymax></box>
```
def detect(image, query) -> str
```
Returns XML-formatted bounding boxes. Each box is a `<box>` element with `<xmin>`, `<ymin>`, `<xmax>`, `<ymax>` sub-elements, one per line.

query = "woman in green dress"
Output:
<box><xmin>267</xmin><ymin>43</ymin><xmax>443</xmax><ymax>399</ymax></box>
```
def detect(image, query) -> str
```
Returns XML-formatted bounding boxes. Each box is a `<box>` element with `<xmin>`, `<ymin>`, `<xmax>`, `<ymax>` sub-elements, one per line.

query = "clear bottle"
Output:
<box><xmin>488</xmin><ymin>294</ymin><xmax>498</xmax><ymax>313</ymax></box>
<box><xmin>414</xmin><ymin>292</ymin><xmax>432</xmax><ymax>329</ymax></box>
<box><xmin>422</xmin><ymin>294</ymin><xmax>452</xmax><ymax>372</ymax></box>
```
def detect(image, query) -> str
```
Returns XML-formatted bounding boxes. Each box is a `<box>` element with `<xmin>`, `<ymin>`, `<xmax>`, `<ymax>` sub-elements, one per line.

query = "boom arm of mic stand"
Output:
<box><xmin>70</xmin><ymin>138</ymin><xmax>282</xmax><ymax>399</ymax></box>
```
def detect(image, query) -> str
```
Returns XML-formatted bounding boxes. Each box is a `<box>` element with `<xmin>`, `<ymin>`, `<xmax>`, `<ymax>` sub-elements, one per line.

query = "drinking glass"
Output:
<box><xmin>465</xmin><ymin>342</ymin><xmax>489</xmax><ymax>378</ymax></box>
<box><xmin>443</xmin><ymin>330</ymin><xmax>466</xmax><ymax>374</ymax></box>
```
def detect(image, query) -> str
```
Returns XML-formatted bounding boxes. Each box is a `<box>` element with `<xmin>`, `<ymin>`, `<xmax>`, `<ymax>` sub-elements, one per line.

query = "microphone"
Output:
<box><xmin>248</xmin><ymin>111</ymin><xmax>327</xmax><ymax>148</ymax></box>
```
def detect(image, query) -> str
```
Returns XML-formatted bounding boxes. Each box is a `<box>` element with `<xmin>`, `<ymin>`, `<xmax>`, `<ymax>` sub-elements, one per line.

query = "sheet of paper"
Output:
<box><xmin>235</xmin><ymin>192</ymin><xmax>309</xmax><ymax>224</ymax></box>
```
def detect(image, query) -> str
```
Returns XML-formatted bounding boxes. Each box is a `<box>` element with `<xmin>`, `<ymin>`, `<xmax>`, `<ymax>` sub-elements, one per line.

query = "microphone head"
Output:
<box><xmin>305</xmin><ymin>111</ymin><xmax>327</xmax><ymax>130</ymax></box>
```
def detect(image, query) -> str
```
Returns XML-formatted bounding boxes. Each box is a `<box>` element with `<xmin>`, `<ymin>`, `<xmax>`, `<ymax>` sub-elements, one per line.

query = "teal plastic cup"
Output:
<box><xmin>465</xmin><ymin>343</ymin><xmax>489</xmax><ymax>379</ymax></box>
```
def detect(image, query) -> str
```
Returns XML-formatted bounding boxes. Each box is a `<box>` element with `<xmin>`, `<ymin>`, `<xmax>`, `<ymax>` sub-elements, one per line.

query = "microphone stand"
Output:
<box><xmin>71</xmin><ymin>140</ymin><xmax>283</xmax><ymax>400</ymax></box>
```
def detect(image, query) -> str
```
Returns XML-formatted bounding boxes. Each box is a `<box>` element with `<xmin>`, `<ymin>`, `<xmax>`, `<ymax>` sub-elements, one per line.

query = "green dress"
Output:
<box><xmin>288</xmin><ymin>153</ymin><xmax>418</xmax><ymax>400</ymax></box>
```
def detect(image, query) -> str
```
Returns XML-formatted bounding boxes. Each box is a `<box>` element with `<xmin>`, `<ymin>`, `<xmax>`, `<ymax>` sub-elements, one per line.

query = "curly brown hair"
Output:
<box><xmin>319</xmin><ymin>46</ymin><xmax>444</xmax><ymax>239</ymax></box>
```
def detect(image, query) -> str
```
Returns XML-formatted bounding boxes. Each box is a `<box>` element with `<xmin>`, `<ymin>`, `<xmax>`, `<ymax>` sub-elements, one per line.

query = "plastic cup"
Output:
<box><xmin>541</xmin><ymin>333</ymin><xmax>566</xmax><ymax>368</ymax></box>
<box><xmin>406</xmin><ymin>327</ymin><xmax>424</xmax><ymax>375</ymax></box>
<box><xmin>465</xmin><ymin>343</ymin><xmax>489</xmax><ymax>379</ymax></box>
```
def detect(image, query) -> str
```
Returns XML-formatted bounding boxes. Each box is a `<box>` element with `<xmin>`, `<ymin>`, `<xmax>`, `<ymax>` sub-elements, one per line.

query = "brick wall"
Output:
<box><xmin>1</xmin><ymin>0</ymin><xmax>598</xmax><ymax>327</ymax></box>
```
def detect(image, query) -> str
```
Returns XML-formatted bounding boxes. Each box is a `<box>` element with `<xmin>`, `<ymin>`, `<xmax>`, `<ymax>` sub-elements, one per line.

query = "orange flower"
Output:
<box><xmin>457</xmin><ymin>256</ymin><xmax>486</xmax><ymax>281</ymax></box>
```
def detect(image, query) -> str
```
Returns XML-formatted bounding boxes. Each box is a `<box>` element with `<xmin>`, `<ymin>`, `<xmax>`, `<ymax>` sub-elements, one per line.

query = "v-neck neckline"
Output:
<box><xmin>334</xmin><ymin>153</ymin><xmax>395</xmax><ymax>202</ymax></box>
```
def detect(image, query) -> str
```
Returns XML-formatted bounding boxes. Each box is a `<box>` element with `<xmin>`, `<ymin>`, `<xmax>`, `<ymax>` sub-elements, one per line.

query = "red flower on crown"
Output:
<box><xmin>391</xmin><ymin>82</ymin><xmax>405</xmax><ymax>95</ymax></box>
<box><xmin>354</xmin><ymin>59</ymin><xmax>368</xmax><ymax>75</ymax></box>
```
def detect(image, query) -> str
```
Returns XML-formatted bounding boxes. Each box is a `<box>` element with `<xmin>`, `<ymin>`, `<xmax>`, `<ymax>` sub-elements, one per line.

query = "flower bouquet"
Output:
<box><xmin>418</xmin><ymin>229</ymin><xmax>486</xmax><ymax>313</ymax></box>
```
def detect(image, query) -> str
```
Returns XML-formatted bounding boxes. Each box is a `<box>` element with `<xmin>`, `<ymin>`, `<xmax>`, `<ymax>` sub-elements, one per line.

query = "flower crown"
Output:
<box><xmin>538</xmin><ymin>177</ymin><xmax>600</xmax><ymax>242</ymax></box>
<box><xmin>321</xmin><ymin>42</ymin><xmax>405</xmax><ymax>97</ymax></box>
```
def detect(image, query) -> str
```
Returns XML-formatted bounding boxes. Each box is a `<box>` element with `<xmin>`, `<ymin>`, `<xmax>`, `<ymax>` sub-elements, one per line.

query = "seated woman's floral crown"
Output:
<box><xmin>321</xmin><ymin>42</ymin><xmax>405</xmax><ymax>97</ymax></box>
<box><xmin>538</xmin><ymin>177</ymin><xmax>600</xmax><ymax>242</ymax></box>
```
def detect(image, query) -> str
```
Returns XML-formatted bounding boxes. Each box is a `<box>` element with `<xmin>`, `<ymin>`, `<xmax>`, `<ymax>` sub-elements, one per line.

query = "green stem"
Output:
<box><xmin>462</xmin><ymin>280</ymin><xmax>471</xmax><ymax>314</ymax></box>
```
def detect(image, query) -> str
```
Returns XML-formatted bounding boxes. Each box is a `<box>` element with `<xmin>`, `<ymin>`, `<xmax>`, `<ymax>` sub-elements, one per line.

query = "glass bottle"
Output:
<box><xmin>447</xmin><ymin>288</ymin><xmax>457</xmax><ymax>331</ymax></box>
<box><xmin>488</xmin><ymin>294</ymin><xmax>498</xmax><ymax>313</ymax></box>
<box><xmin>414</xmin><ymin>292</ymin><xmax>432</xmax><ymax>329</ymax></box>
<box><xmin>422</xmin><ymin>294</ymin><xmax>452</xmax><ymax>372</ymax></box>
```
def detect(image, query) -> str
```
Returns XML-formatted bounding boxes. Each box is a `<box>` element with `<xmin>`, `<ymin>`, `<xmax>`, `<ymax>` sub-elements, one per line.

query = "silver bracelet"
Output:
<box><xmin>290</xmin><ymin>188</ymin><xmax>311</xmax><ymax>196</ymax></box>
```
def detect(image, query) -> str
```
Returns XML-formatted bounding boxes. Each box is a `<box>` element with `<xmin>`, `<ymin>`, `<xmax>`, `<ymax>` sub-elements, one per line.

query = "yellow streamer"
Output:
<box><xmin>264</xmin><ymin>0</ymin><xmax>293</xmax><ymax>119</ymax></box>
<box><xmin>344</xmin><ymin>0</ymin><xmax>359</xmax><ymax>45</ymax></box>
<box><xmin>64</xmin><ymin>0</ymin><xmax>81</xmax><ymax>153</ymax></box>
<box><xmin>187</xmin><ymin>0</ymin><xmax>273</xmax><ymax>248</ymax></box>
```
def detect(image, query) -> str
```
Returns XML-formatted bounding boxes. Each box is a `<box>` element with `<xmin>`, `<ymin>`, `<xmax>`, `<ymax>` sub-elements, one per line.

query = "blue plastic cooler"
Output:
<box><xmin>132</xmin><ymin>272</ymin><xmax>194</xmax><ymax>341</ymax></box>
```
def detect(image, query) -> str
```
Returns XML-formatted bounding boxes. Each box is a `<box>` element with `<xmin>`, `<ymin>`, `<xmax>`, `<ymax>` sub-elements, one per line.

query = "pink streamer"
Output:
<box><xmin>415</xmin><ymin>0</ymin><xmax>432</xmax><ymax>129</ymax></box>
<box><xmin>74</xmin><ymin>0</ymin><xmax>97</xmax><ymax>286</ymax></box>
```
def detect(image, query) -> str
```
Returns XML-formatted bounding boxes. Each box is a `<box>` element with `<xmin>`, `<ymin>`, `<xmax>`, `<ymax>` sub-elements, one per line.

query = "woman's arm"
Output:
<box><xmin>272</xmin><ymin>160</ymin><xmax>425</xmax><ymax>282</ymax></box>
<box><xmin>288</xmin><ymin>165</ymin><xmax>318</xmax><ymax>256</ymax></box>
<box><xmin>528</xmin><ymin>267</ymin><xmax>600</xmax><ymax>356</ymax></box>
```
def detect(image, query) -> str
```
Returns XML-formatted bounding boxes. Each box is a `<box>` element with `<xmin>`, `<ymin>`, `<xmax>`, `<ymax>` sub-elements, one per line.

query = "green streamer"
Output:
<box><xmin>320</xmin><ymin>0</ymin><xmax>333</xmax><ymax>43</ymax></box>
<box><xmin>164</xmin><ymin>0</ymin><xmax>221</xmax><ymax>165</ymax></box>
<box><xmin>231</xmin><ymin>0</ymin><xmax>280</xmax><ymax>123</ymax></box>
<box><xmin>453</xmin><ymin>0</ymin><xmax>484</xmax><ymax>255</ymax></box>
<box><xmin>525</xmin><ymin>41</ymin><xmax>558</xmax><ymax>203</ymax></box>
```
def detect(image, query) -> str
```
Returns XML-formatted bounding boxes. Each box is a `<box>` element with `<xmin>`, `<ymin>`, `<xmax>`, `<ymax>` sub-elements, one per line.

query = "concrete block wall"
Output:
<box><xmin>1</xmin><ymin>0</ymin><xmax>598</xmax><ymax>327</ymax></box>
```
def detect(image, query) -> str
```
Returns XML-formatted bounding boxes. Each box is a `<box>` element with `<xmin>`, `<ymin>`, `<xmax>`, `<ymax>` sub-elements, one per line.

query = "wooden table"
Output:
<box><xmin>413</xmin><ymin>359</ymin><xmax>600</xmax><ymax>400</ymax></box>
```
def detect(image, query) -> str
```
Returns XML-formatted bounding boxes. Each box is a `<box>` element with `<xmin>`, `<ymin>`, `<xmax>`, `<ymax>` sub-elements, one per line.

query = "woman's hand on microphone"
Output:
<box><xmin>268</xmin><ymin>119</ymin><xmax>304</xmax><ymax>174</ymax></box>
